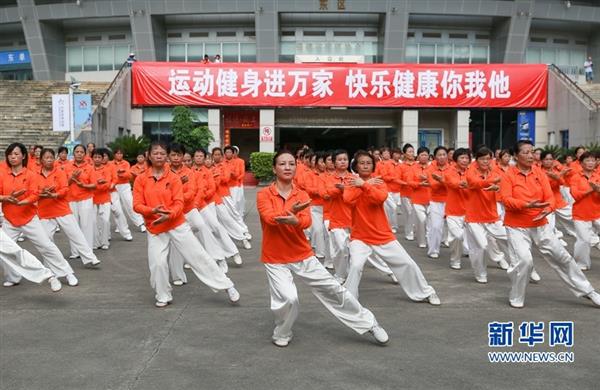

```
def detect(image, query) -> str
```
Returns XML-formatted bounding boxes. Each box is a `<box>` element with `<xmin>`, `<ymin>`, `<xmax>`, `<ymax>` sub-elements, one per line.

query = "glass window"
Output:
<box><xmin>405</xmin><ymin>44</ymin><xmax>418</xmax><ymax>63</ymax></box>
<box><xmin>240</xmin><ymin>43</ymin><xmax>256</xmax><ymax>62</ymax></box>
<box><xmin>453</xmin><ymin>45</ymin><xmax>469</xmax><ymax>64</ymax></box>
<box><xmin>83</xmin><ymin>47</ymin><xmax>98</xmax><ymax>72</ymax></box>
<box><xmin>114</xmin><ymin>45</ymin><xmax>130</xmax><ymax>68</ymax></box>
<box><xmin>541</xmin><ymin>48</ymin><xmax>556</xmax><ymax>64</ymax></box>
<box><xmin>279</xmin><ymin>41</ymin><xmax>295</xmax><ymax>62</ymax></box>
<box><xmin>99</xmin><ymin>46</ymin><xmax>114</xmax><ymax>71</ymax></box>
<box><xmin>437</xmin><ymin>44</ymin><xmax>452</xmax><ymax>64</ymax></box>
<box><xmin>222</xmin><ymin>43</ymin><xmax>239</xmax><ymax>62</ymax></box>
<box><xmin>67</xmin><ymin>47</ymin><xmax>82</xmax><ymax>72</ymax></box>
<box><xmin>168</xmin><ymin>44</ymin><xmax>186</xmax><ymax>61</ymax></box>
<box><xmin>419</xmin><ymin>44</ymin><xmax>435</xmax><ymax>63</ymax></box>
<box><xmin>187</xmin><ymin>44</ymin><xmax>204</xmax><ymax>62</ymax></box>
<box><xmin>471</xmin><ymin>46</ymin><xmax>488</xmax><ymax>64</ymax></box>
<box><xmin>570</xmin><ymin>50</ymin><xmax>585</xmax><ymax>68</ymax></box>
<box><xmin>557</xmin><ymin>49</ymin><xmax>569</xmax><ymax>65</ymax></box>
<box><xmin>526</xmin><ymin>47</ymin><xmax>541</xmax><ymax>63</ymax></box>
<box><xmin>204</xmin><ymin>43</ymin><xmax>220</xmax><ymax>59</ymax></box>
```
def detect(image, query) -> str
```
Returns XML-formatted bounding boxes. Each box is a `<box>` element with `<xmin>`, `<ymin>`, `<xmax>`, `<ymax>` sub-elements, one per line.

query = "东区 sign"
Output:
<box><xmin>132</xmin><ymin>62</ymin><xmax>547</xmax><ymax>109</ymax></box>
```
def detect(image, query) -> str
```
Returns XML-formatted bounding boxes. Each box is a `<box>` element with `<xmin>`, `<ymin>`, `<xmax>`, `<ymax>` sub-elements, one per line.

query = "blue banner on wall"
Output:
<box><xmin>517</xmin><ymin>110</ymin><xmax>535</xmax><ymax>144</ymax></box>
<box><xmin>73</xmin><ymin>94</ymin><xmax>92</xmax><ymax>133</ymax></box>
<box><xmin>0</xmin><ymin>50</ymin><xmax>31</xmax><ymax>66</ymax></box>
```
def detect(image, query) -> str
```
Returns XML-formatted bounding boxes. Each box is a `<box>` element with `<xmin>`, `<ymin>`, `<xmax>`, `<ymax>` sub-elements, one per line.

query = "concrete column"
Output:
<box><xmin>455</xmin><ymin>110</ymin><xmax>470</xmax><ymax>148</ymax></box>
<box><xmin>255</xmin><ymin>0</ymin><xmax>279</xmax><ymax>62</ymax></box>
<box><xmin>401</xmin><ymin>110</ymin><xmax>419</xmax><ymax>147</ymax></box>
<box><xmin>490</xmin><ymin>0</ymin><xmax>533</xmax><ymax>63</ymax></box>
<box><xmin>208</xmin><ymin>109</ymin><xmax>221</xmax><ymax>150</ymax></box>
<box><xmin>535</xmin><ymin>110</ymin><xmax>548</xmax><ymax>148</ymax></box>
<box><xmin>382</xmin><ymin>1</ymin><xmax>409</xmax><ymax>63</ymax></box>
<box><xmin>130</xmin><ymin>1</ymin><xmax>167</xmax><ymax>61</ymax></box>
<box><xmin>259</xmin><ymin>109</ymin><xmax>275</xmax><ymax>153</ymax></box>
<box><xmin>130</xmin><ymin>108</ymin><xmax>143</xmax><ymax>137</ymax></box>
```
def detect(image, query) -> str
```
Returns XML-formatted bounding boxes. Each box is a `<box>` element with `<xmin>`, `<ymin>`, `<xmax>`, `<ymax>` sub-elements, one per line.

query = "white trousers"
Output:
<box><xmin>41</xmin><ymin>214</ymin><xmax>99</xmax><ymax>265</ymax></box>
<box><xmin>413</xmin><ymin>204</ymin><xmax>428</xmax><ymax>247</ymax></box>
<box><xmin>323</xmin><ymin>219</ymin><xmax>333</xmax><ymax>268</ymax></box>
<box><xmin>310</xmin><ymin>205</ymin><xmax>327</xmax><ymax>258</ymax></box>
<box><xmin>2</xmin><ymin>216</ymin><xmax>74</xmax><ymax>283</ymax></box>
<box><xmin>384</xmin><ymin>192</ymin><xmax>399</xmax><ymax>230</ymax></box>
<box><xmin>264</xmin><ymin>256</ymin><xmax>376</xmax><ymax>342</ymax></box>
<box><xmin>560</xmin><ymin>185</ymin><xmax>575</xmax><ymax>205</ymax></box>
<box><xmin>200</xmin><ymin>203</ymin><xmax>239</xmax><ymax>257</ymax></box>
<box><xmin>216</xmin><ymin>202</ymin><xmax>247</xmax><ymax>241</ymax></box>
<box><xmin>230</xmin><ymin>185</ymin><xmax>245</xmax><ymax>218</ymax></box>
<box><xmin>94</xmin><ymin>203</ymin><xmax>111</xmax><ymax>248</ymax></box>
<box><xmin>496</xmin><ymin>202</ymin><xmax>506</xmax><ymax>222</ymax></box>
<box><xmin>447</xmin><ymin>215</ymin><xmax>466</xmax><ymax>267</ymax></box>
<box><xmin>223</xmin><ymin>195</ymin><xmax>249</xmax><ymax>235</ymax></box>
<box><xmin>346</xmin><ymin>239</ymin><xmax>436</xmax><ymax>301</ymax></box>
<box><xmin>146</xmin><ymin>223</ymin><xmax>234</xmax><ymax>303</ymax></box>
<box><xmin>506</xmin><ymin>224</ymin><xmax>594</xmax><ymax>306</ymax></box>
<box><xmin>548</xmin><ymin>205</ymin><xmax>576</xmax><ymax>238</ymax></box>
<box><xmin>0</xmin><ymin>229</ymin><xmax>53</xmax><ymax>284</ymax></box>
<box><xmin>69</xmin><ymin>198</ymin><xmax>95</xmax><ymax>251</ymax></box>
<box><xmin>427</xmin><ymin>201</ymin><xmax>445</xmax><ymax>256</ymax></box>
<box><xmin>186</xmin><ymin>208</ymin><xmax>226</xmax><ymax>261</ymax></box>
<box><xmin>574</xmin><ymin>219</ymin><xmax>600</xmax><ymax>269</ymax></box>
<box><xmin>465</xmin><ymin>221</ymin><xmax>509</xmax><ymax>279</ymax></box>
<box><xmin>401</xmin><ymin>196</ymin><xmax>415</xmax><ymax>238</ymax></box>
<box><xmin>330</xmin><ymin>227</ymin><xmax>350</xmax><ymax>279</ymax></box>
<box><xmin>116</xmin><ymin>183</ymin><xmax>145</xmax><ymax>228</ymax></box>
<box><xmin>110</xmin><ymin>191</ymin><xmax>132</xmax><ymax>239</ymax></box>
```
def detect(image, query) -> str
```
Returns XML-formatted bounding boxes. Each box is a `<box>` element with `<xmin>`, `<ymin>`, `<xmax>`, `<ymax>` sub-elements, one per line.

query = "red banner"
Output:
<box><xmin>132</xmin><ymin>62</ymin><xmax>547</xmax><ymax>108</ymax></box>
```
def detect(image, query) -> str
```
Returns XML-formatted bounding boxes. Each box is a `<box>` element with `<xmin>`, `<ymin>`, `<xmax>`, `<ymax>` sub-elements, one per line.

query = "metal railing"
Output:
<box><xmin>549</xmin><ymin>64</ymin><xmax>599</xmax><ymax>112</ymax></box>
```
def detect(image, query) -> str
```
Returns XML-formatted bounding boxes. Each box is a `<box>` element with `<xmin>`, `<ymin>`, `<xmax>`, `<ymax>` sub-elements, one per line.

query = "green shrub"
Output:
<box><xmin>250</xmin><ymin>152</ymin><xmax>276</xmax><ymax>182</ymax></box>
<box><xmin>541</xmin><ymin>145</ymin><xmax>564</xmax><ymax>159</ymax></box>
<box><xmin>107</xmin><ymin>135</ymin><xmax>150</xmax><ymax>162</ymax></box>
<box><xmin>171</xmin><ymin>106</ymin><xmax>214</xmax><ymax>151</ymax></box>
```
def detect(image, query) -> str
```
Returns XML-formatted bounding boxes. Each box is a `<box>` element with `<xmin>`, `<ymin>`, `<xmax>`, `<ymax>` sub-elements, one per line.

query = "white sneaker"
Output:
<box><xmin>183</xmin><ymin>263</ymin><xmax>192</xmax><ymax>270</ymax></box>
<box><xmin>585</xmin><ymin>291</ymin><xmax>600</xmax><ymax>307</ymax></box>
<box><xmin>405</xmin><ymin>234</ymin><xmax>414</xmax><ymax>241</ymax></box>
<box><xmin>69</xmin><ymin>254</ymin><xmax>80</xmax><ymax>259</ymax></box>
<box><xmin>442</xmin><ymin>241</ymin><xmax>450</xmax><ymax>248</ymax></box>
<box><xmin>66</xmin><ymin>274</ymin><xmax>78</xmax><ymax>287</ymax></box>
<box><xmin>242</xmin><ymin>239</ymin><xmax>252</xmax><ymax>250</ymax></box>
<box><xmin>577</xmin><ymin>263</ymin><xmax>589</xmax><ymax>271</ymax></box>
<box><xmin>475</xmin><ymin>276</ymin><xmax>488</xmax><ymax>284</ymax></box>
<box><xmin>509</xmin><ymin>300</ymin><xmax>524</xmax><ymax>309</ymax></box>
<box><xmin>497</xmin><ymin>259</ymin><xmax>509</xmax><ymax>270</ymax></box>
<box><xmin>272</xmin><ymin>337</ymin><xmax>290</xmax><ymax>347</ymax></box>
<box><xmin>3</xmin><ymin>281</ymin><xmax>19</xmax><ymax>287</ymax></box>
<box><xmin>369</xmin><ymin>325</ymin><xmax>390</xmax><ymax>345</ymax></box>
<box><xmin>418</xmin><ymin>244</ymin><xmax>426</xmax><ymax>248</ymax></box>
<box><xmin>173</xmin><ymin>280</ymin><xmax>184</xmax><ymax>286</ymax></box>
<box><xmin>530</xmin><ymin>269</ymin><xmax>541</xmax><ymax>283</ymax></box>
<box><xmin>388</xmin><ymin>273</ymin><xmax>399</xmax><ymax>284</ymax></box>
<box><xmin>91</xmin><ymin>259</ymin><xmax>101</xmax><ymax>266</ymax></box>
<box><xmin>140</xmin><ymin>225</ymin><xmax>147</xmax><ymax>233</ymax></box>
<box><xmin>124</xmin><ymin>236</ymin><xmax>133</xmax><ymax>242</ymax></box>
<box><xmin>155</xmin><ymin>301</ymin><xmax>171</xmax><ymax>308</ymax></box>
<box><xmin>428</xmin><ymin>253</ymin><xmax>439</xmax><ymax>259</ymax></box>
<box><xmin>114</xmin><ymin>228</ymin><xmax>120</xmax><ymax>234</ymax></box>
<box><xmin>391</xmin><ymin>227</ymin><xmax>397</xmax><ymax>234</ymax></box>
<box><xmin>233</xmin><ymin>253</ymin><xmax>243</xmax><ymax>265</ymax></box>
<box><xmin>17</xmin><ymin>236</ymin><xmax>25</xmax><ymax>242</ymax></box>
<box><xmin>427</xmin><ymin>293</ymin><xmax>441</xmax><ymax>306</ymax></box>
<box><xmin>227</xmin><ymin>287</ymin><xmax>240</xmax><ymax>303</ymax></box>
<box><xmin>450</xmin><ymin>263</ymin><xmax>461</xmax><ymax>270</ymax></box>
<box><xmin>49</xmin><ymin>277</ymin><xmax>62</xmax><ymax>292</ymax></box>
<box><xmin>559</xmin><ymin>239</ymin><xmax>568</xmax><ymax>247</ymax></box>
<box><xmin>100</xmin><ymin>245</ymin><xmax>109</xmax><ymax>250</ymax></box>
<box><xmin>244</xmin><ymin>232</ymin><xmax>252</xmax><ymax>240</ymax></box>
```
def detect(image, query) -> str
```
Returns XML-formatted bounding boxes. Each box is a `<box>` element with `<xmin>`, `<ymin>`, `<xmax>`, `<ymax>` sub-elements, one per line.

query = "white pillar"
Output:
<box><xmin>401</xmin><ymin>110</ymin><xmax>419</xmax><ymax>147</ymax></box>
<box><xmin>208</xmin><ymin>109</ymin><xmax>221</xmax><ymax>150</ymax></box>
<box><xmin>455</xmin><ymin>110</ymin><xmax>470</xmax><ymax>148</ymax></box>
<box><xmin>535</xmin><ymin>110</ymin><xmax>548</xmax><ymax>148</ymax></box>
<box><xmin>130</xmin><ymin>108</ymin><xmax>143</xmax><ymax>137</ymax></box>
<box><xmin>259</xmin><ymin>109</ymin><xmax>275</xmax><ymax>153</ymax></box>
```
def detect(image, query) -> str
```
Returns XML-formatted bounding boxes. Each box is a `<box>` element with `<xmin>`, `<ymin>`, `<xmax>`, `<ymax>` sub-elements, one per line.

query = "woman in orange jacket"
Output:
<box><xmin>426</xmin><ymin>146</ymin><xmax>450</xmax><ymax>259</ymax></box>
<box><xmin>113</xmin><ymin>148</ymin><xmax>146</xmax><ymax>232</ymax></box>
<box><xmin>0</xmin><ymin>143</ymin><xmax>77</xmax><ymax>291</ymax></box>
<box><xmin>342</xmin><ymin>150</ymin><xmax>440</xmax><ymax>305</ymax></box>
<box><xmin>91</xmin><ymin>150</ymin><xmax>113</xmax><ymax>250</ymax></box>
<box><xmin>256</xmin><ymin>149</ymin><xmax>389</xmax><ymax>347</ymax></box>
<box><xmin>399</xmin><ymin>143</ymin><xmax>416</xmax><ymax>240</ymax></box>
<box><xmin>444</xmin><ymin>148</ymin><xmax>471</xmax><ymax>270</ymax></box>
<box><xmin>132</xmin><ymin>141</ymin><xmax>240</xmax><ymax>308</ymax></box>
<box><xmin>540</xmin><ymin>151</ymin><xmax>576</xmax><ymax>243</ymax></box>
<box><xmin>37</xmin><ymin>148</ymin><xmax>100</xmax><ymax>267</ymax></box>
<box><xmin>407</xmin><ymin>146</ymin><xmax>432</xmax><ymax>249</ymax></box>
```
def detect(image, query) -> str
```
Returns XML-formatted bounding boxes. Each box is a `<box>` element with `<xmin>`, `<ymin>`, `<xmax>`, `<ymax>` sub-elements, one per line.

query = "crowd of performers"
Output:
<box><xmin>1</xmin><ymin>139</ymin><xmax>599</xmax><ymax>347</ymax></box>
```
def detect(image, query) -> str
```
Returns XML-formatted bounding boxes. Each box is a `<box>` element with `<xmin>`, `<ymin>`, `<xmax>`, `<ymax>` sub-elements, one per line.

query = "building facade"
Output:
<box><xmin>1</xmin><ymin>0</ymin><xmax>599</xmax><ymax>154</ymax></box>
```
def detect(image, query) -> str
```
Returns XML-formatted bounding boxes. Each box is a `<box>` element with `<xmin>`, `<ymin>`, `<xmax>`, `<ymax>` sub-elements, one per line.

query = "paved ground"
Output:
<box><xmin>1</xmin><ymin>188</ymin><xmax>599</xmax><ymax>390</ymax></box>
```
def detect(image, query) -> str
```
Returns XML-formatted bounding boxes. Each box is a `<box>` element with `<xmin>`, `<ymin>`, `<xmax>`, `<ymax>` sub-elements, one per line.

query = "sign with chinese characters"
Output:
<box><xmin>132</xmin><ymin>62</ymin><xmax>548</xmax><ymax>108</ymax></box>
<box><xmin>260</xmin><ymin>126</ymin><xmax>273</xmax><ymax>142</ymax></box>
<box><xmin>517</xmin><ymin>110</ymin><xmax>536</xmax><ymax>144</ymax></box>
<box><xmin>73</xmin><ymin>94</ymin><xmax>93</xmax><ymax>132</ymax></box>
<box><xmin>0</xmin><ymin>50</ymin><xmax>31</xmax><ymax>66</ymax></box>
<box><xmin>52</xmin><ymin>94</ymin><xmax>70</xmax><ymax>132</ymax></box>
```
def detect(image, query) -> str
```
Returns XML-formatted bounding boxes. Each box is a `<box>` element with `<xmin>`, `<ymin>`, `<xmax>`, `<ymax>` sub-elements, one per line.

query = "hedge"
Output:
<box><xmin>250</xmin><ymin>152</ymin><xmax>276</xmax><ymax>182</ymax></box>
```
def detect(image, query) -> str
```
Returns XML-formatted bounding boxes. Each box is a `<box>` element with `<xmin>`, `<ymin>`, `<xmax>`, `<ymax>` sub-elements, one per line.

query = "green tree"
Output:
<box><xmin>171</xmin><ymin>106</ymin><xmax>214</xmax><ymax>151</ymax></box>
<box><xmin>107</xmin><ymin>135</ymin><xmax>150</xmax><ymax>162</ymax></box>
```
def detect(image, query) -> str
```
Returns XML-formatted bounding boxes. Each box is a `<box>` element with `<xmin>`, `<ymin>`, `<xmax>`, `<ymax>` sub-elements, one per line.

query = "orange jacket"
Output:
<box><xmin>427</xmin><ymin>161</ymin><xmax>449</xmax><ymax>202</ymax></box>
<box><xmin>542</xmin><ymin>166</ymin><xmax>569</xmax><ymax>210</ymax></box>
<box><xmin>303</xmin><ymin>170</ymin><xmax>328</xmax><ymax>207</ymax></box>
<box><xmin>171</xmin><ymin>165</ymin><xmax>197</xmax><ymax>214</ymax></box>
<box><xmin>130</xmin><ymin>163</ymin><xmax>147</xmax><ymax>178</ymax></box>
<box><xmin>257</xmin><ymin>184</ymin><xmax>313</xmax><ymax>263</ymax></box>
<box><xmin>444</xmin><ymin>166</ymin><xmax>469</xmax><ymax>217</ymax></box>
<box><xmin>501</xmin><ymin>166</ymin><xmax>555</xmax><ymax>228</ymax></box>
<box><xmin>0</xmin><ymin>168</ymin><xmax>39</xmax><ymax>227</ymax></box>
<box><xmin>407</xmin><ymin>163</ymin><xmax>431</xmax><ymax>205</ymax></box>
<box><xmin>234</xmin><ymin>157</ymin><xmax>245</xmax><ymax>186</ymax></box>
<box><xmin>324</xmin><ymin>172</ymin><xmax>353</xmax><ymax>229</ymax></box>
<box><xmin>213</xmin><ymin>162</ymin><xmax>232</xmax><ymax>198</ymax></box>
<box><xmin>569</xmin><ymin>170</ymin><xmax>600</xmax><ymax>221</ymax></box>
<box><xmin>194</xmin><ymin>166</ymin><xmax>217</xmax><ymax>208</ymax></box>
<box><xmin>132</xmin><ymin>168</ymin><xmax>186</xmax><ymax>235</ymax></box>
<box><xmin>92</xmin><ymin>164</ymin><xmax>113</xmax><ymax>205</ymax></box>
<box><xmin>37</xmin><ymin>165</ymin><xmax>72</xmax><ymax>219</ymax></box>
<box><xmin>344</xmin><ymin>179</ymin><xmax>396</xmax><ymax>245</ymax></box>
<box><xmin>465</xmin><ymin>164</ymin><xmax>500</xmax><ymax>223</ymax></box>
<box><xmin>64</xmin><ymin>161</ymin><xmax>95</xmax><ymax>202</ymax></box>
<box><xmin>398</xmin><ymin>161</ymin><xmax>415</xmax><ymax>197</ymax></box>
<box><xmin>376</xmin><ymin>159</ymin><xmax>403</xmax><ymax>193</ymax></box>
<box><xmin>112</xmin><ymin>160</ymin><xmax>132</xmax><ymax>185</ymax></box>
<box><xmin>224</xmin><ymin>157</ymin><xmax>243</xmax><ymax>187</ymax></box>
<box><xmin>492</xmin><ymin>163</ymin><xmax>510</xmax><ymax>203</ymax></box>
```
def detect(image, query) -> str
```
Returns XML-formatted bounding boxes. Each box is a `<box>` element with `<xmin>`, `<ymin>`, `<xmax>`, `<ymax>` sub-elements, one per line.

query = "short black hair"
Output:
<box><xmin>223</xmin><ymin>145</ymin><xmax>234</xmax><ymax>153</ymax></box>
<box><xmin>453</xmin><ymin>148</ymin><xmax>471</xmax><ymax>162</ymax></box>
<box><xmin>40</xmin><ymin>148</ymin><xmax>55</xmax><ymax>158</ymax></box>
<box><xmin>416</xmin><ymin>146</ymin><xmax>430</xmax><ymax>156</ymax></box>
<box><xmin>272</xmin><ymin>149</ymin><xmax>294</xmax><ymax>166</ymax></box>
<box><xmin>579</xmin><ymin>151</ymin><xmax>595</xmax><ymax>163</ymax></box>
<box><xmin>513</xmin><ymin>140</ymin><xmax>534</xmax><ymax>156</ymax></box>
<box><xmin>402</xmin><ymin>143</ymin><xmax>414</xmax><ymax>154</ymax></box>
<box><xmin>351</xmin><ymin>149</ymin><xmax>376</xmax><ymax>172</ymax></box>
<box><xmin>5</xmin><ymin>143</ymin><xmax>28</xmax><ymax>167</ymax></box>
<box><xmin>58</xmin><ymin>146</ymin><xmax>68</xmax><ymax>155</ymax></box>
<box><xmin>169</xmin><ymin>143</ymin><xmax>186</xmax><ymax>155</ymax></box>
<box><xmin>475</xmin><ymin>146</ymin><xmax>493</xmax><ymax>159</ymax></box>
<box><xmin>433</xmin><ymin>146</ymin><xmax>448</xmax><ymax>156</ymax></box>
